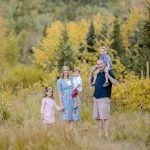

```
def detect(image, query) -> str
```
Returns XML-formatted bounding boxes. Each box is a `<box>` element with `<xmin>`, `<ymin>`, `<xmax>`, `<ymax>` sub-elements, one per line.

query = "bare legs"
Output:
<box><xmin>105</xmin><ymin>73</ymin><xmax>109</xmax><ymax>83</ymax></box>
<box><xmin>97</xmin><ymin>119</ymin><xmax>110</xmax><ymax>139</ymax></box>
<box><xmin>97</xmin><ymin>120</ymin><xmax>103</xmax><ymax>138</ymax></box>
<box><xmin>104</xmin><ymin>119</ymin><xmax>109</xmax><ymax>137</ymax></box>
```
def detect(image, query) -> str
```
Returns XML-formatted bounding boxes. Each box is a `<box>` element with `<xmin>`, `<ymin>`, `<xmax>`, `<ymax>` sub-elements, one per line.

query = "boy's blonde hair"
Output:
<box><xmin>100</xmin><ymin>46</ymin><xmax>107</xmax><ymax>53</ymax></box>
<box><xmin>73</xmin><ymin>67</ymin><xmax>80</xmax><ymax>73</ymax></box>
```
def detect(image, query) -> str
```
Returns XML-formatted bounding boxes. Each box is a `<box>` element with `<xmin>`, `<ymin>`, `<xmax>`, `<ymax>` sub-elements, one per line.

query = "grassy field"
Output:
<box><xmin>0</xmin><ymin>0</ymin><xmax>149</xmax><ymax>149</ymax></box>
<box><xmin>0</xmin><ymin>83</ymin><xmax>149</xmax><ymax>150</ymax></box>
<box><xmin>0</xmin><ymin>112</ymin><xmax>149</xmax><ymax>150</ymax></box>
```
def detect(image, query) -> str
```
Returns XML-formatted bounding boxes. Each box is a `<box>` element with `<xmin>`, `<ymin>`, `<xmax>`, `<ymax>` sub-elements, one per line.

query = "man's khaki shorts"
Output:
<box><xmin>93</xmin><ymin>97</ymin><xmax>110</xmax><ymax>120</ymax></box>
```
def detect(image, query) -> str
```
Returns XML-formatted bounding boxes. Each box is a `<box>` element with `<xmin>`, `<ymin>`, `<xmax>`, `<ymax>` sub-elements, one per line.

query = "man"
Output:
<box><xmin>90</xmin><ymin>59</ymin><xmax>118</xmax><ymax>140</ymax></box>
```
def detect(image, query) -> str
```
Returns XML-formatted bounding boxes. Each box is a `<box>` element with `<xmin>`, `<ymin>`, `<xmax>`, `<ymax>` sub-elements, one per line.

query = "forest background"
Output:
<box><xmin>0</xmin><ymin>0</ymin><xmax>150</xmax><ymax>149</ymax></box>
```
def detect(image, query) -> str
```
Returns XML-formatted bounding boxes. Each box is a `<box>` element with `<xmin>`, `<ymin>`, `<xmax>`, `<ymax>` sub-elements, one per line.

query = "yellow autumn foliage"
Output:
<box><xmin>0</xmin><ymin>10</ymin><xmax>147</xmax><ymax>113</ymax></box>
<box><xmin>42</xmin><ymin>68</ymin><xmax>59</xmax><ymax>88</ymax></box>
<box><xmin>33</xmin><ymin>21</ymin><xmax>64</xmax><ymax>68</ymax></box>
<box><xmin>121</xmin><ymin>7</ymin><xmax>140</xmax><ymax>49</ymax></box>
<box><xmin>112</xmin><ymin>73</ymin><xmax>150</xmax><ymax>112</ymax></box>
<box><xmin>93</xmin><ymin>13</ymin><xmax>104</xmax><ymax>36</ymax></box>
<box><xmin>67</xmin><ymin>19</ymin><xmax>88</xmax><ymax>52</ymax></box>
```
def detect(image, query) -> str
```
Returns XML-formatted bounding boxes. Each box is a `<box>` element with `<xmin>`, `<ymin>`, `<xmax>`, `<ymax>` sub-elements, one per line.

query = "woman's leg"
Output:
<box><xmin>68</xmin><ymin>120</ymin><xmax>74</xmax><ymax>129</ymax></box>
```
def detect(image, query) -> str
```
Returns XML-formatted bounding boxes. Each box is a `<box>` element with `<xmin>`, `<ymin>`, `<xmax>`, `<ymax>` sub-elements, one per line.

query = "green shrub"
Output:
<box><xmin>2</xmin><ymin>66</ymin><xmax>44</xmax><ymax>88</ymax></box>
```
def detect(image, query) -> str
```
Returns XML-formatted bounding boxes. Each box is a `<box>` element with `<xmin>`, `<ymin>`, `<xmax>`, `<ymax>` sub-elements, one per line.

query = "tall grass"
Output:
<box><xmin>0</xmin><ymin>79</ymin><xmax>149</xmax><ymax>150</ymax></box>
<box><xmin>0</xmin><ymin>112</ymin><xmax>149</xmax><ymax>150</ymax></box>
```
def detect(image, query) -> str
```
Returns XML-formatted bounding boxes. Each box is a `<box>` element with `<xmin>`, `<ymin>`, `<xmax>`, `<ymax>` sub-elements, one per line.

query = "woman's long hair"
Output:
<box><xmin>60</xmin><ymin>66</ymin><xmax>70</xmax><ymax>79</ymax></box>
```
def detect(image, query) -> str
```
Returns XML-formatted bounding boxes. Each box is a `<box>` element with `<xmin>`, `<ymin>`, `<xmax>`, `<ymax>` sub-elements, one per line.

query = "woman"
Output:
<box><xmin>57</xmin><ymin>66</ymin><xmax>80</xmax><ymax>122</ymax></box>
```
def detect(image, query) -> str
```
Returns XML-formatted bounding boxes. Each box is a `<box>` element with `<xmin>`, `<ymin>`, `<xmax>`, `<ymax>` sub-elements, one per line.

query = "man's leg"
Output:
<box><xmin>97</xmin><ymin>119</ymin><xmax>103</xmax><ymax>137</ymax></box>
<box><xmin>104</xmin><ymin>119</ymin><xmax>109</xmax><ymax>137</ymax></box>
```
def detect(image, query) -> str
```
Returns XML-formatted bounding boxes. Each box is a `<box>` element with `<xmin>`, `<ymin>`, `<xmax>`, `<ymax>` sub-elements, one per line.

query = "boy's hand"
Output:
<box><xmin>90</xmin><ymin>66</ymin><xmax>97</xmax><ymax>72</ymax></box>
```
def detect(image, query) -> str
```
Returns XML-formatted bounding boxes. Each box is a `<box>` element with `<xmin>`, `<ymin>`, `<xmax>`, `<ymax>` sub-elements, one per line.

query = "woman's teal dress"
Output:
<box><xmin>57</xmin><ymin>78</ymin><xmax>80</xmax><ymax>122</ymax></box>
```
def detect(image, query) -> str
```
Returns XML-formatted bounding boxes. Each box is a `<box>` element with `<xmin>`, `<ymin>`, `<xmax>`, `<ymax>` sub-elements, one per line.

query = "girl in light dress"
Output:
<box><xmin>40</xmin><ymin>87</ymin><xmax>62</xmax><ymax>126</ymax></box>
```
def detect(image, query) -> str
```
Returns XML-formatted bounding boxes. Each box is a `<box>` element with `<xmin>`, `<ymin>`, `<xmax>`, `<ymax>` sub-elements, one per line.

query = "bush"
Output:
<box><xmin>112</xmin><ymin>73</ymin><xmax>150</xmax><ymax>112</ymax></box>
<box><xmin>2</xmin><ymin>66</ymin><xmax>44</xmax><ymax>88</ymax></box>
<box><xmin>0</xmin><ymin>90</ymin><xmax>12</xmax><ymax>123</ymax></box>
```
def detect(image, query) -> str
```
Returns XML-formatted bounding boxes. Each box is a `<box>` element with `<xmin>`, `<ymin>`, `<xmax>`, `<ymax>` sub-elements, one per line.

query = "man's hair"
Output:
<box><xmin>98</xmin><ymin>59</ymin><xmax>107</xmax><ymax>65</ymax></box>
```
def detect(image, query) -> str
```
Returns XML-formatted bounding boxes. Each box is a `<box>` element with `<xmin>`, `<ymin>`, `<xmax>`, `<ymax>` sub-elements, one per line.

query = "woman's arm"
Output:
<box><xmin>58</xmin><ymin>93</ymin><xmax>63</xmax><ymax>108</ymax></box>
<box><xmin>57</xmin><ymin>80</ymin><xmax>64</xmax><ymax>109</ymax></box>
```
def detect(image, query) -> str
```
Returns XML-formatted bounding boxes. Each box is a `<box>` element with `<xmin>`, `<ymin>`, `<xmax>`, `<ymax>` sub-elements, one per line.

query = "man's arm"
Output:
<box><xmin>105</xmin><ymin>68</ymin><xmax>118</xmax><ymax>85</ymax></box>
<box><xmin>106</xmin><ymin>72</ymin><xmax>118</xmax><ymax>85</ymax></box>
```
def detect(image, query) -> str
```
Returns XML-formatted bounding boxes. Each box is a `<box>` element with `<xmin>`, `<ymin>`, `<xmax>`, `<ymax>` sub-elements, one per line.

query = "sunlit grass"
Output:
<box><xmin>0</xmin><ymin>79</ymin><xmax>150</xmax><ymax>150</ymax></box>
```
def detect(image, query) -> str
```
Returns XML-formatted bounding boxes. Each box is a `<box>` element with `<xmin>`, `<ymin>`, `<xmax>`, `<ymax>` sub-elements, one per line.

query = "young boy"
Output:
<box><xmin>72</xmin><ymin>68</ymin><xmax>82</xmax><ymax>109</ymax></box>
<box><xmin>92</xmin><ymin>46</ymin><xmax>112</xmax><ymax>87</ymax></box>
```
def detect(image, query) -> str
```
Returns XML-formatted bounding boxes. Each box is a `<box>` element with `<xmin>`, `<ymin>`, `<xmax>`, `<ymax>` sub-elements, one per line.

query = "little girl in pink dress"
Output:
<box><xmin>40</xmin><ymin>87</ymin><xmax>62</xmax><ymax>125</ymax></box>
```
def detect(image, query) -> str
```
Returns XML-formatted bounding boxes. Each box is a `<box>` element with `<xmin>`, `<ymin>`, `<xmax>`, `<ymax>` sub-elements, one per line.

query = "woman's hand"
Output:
<box><xmin>61</xmin><ymin>106</ymin><xmax>64</xmax><ymax>111</ymax></box>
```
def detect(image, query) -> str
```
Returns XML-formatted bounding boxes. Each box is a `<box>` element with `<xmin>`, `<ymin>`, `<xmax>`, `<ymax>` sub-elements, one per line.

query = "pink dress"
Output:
<box><xmin>40</xmin><ymin>97</ymin><xmax>60</xmax><ymax>124</ymax></box>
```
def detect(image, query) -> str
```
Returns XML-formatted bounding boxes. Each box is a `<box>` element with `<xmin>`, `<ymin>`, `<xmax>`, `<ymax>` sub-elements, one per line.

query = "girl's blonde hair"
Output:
<box><xmin>44</xmin><ymin>87</ymin><xmax>54</xmax><ymax>99</ymax></box>
<box><xmin>60</xmin><ymin>66</ymin><xmax>70</xmax><ymax>78</ymax></box>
